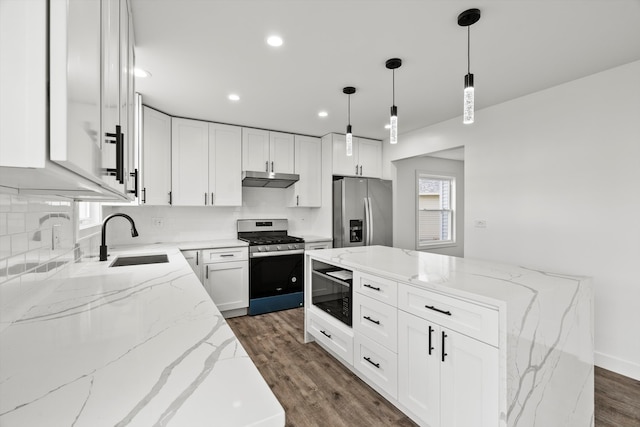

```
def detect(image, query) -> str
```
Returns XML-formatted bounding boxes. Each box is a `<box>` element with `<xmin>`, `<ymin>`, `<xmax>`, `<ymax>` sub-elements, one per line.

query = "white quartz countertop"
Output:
<box><xmin>298</xmin><ymin>235</ymin><xmax>332</xmax><ymax>243</ymax></box>
<box><xmin>176</xmin><ymin>239</ymin><xmax>249</xmax><ymax>250</ymax></box>
<box><xmin>306</xmin><ymin>245</ymin><xmax>589</xmax><ymax>308</ymax></box>
<box><xmin>0</xmin><ymin>243</ymin><xmax>284</xmax><ymax>427</ymax></box>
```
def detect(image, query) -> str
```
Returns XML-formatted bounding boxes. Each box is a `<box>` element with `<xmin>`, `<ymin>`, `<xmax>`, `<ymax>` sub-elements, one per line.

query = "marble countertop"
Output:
<box><xmin>297</xmin><ymin>235</ymin><xmax>332</xmax><ymax>243</ymax></box>
<box><xmin>306</xmin><ymin>245</ymin><xmax>589</xmax><ymax>308</ymax></box>
<box><xmin>0</xmin><ymin>244</ymin><xmax>284</xmax><ymax>427</ymax></box>
<box><xmin>176</xmin><ymin>239</ymin><xmax>248</xmax><ymax>251</ymax></box>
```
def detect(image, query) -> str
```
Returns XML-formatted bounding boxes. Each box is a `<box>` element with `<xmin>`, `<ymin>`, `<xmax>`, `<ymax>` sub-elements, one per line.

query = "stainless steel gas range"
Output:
<box><xmin>237</xmin><ymin>219</ymin><xmax>304</xmax><ymax>315</ymax></box>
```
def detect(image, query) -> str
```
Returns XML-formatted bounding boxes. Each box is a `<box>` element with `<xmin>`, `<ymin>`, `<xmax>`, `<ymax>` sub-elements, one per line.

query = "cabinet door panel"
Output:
<box><xmin>353</xmin><ymin>333</ymin><xmax>398</xmax><ymax>399</ymax></box>
<box><xmin>398</xmin><ymin>311</ymin><xmax>440</xmax><ymax>427</ymax></box>
<box><xmin>269</xmin><ymin>132</ymin><xmax>295</xmax><ymax>174</ymax></box>
<box><xmin>171</xmin><ymin>118</ymin><xmax>208</xmax><ymax>205</ymax></box>
<box><xmin>209</xmin><ymin>123</ymin><xmax>242</xmax><ymax>206</ymax></box>
<box><xmin>242</xmin><ymin>128</ymin><xmax>270</xmax><ymax>172</ymax></box>
<box><xmin>332</xmin><ymin>134</ymin><xmax>358</xmax><ymax>176</ymax></box>
<box><xmin>204</xmin><ymin>261</ymin><xmax>249</xmax><ymax>312</ymax></box>
<box><xmin>357</xmin><ymin>138</ymin><xmax>382</xmax><ymax>178</ymax></box>
<box><xmin>291</xmin><ymin>135</ymin><xmax>321</xmax><ymax>207</ymax></box>
<box><xmin>141</xmin><ymin>107</ymin><xmax>171</xmax><ymax>205</ymax></box>
<box><xmin>440</xmin><ymin>330</ymin><xmax>499</xmax><ymax>427</ymax></box>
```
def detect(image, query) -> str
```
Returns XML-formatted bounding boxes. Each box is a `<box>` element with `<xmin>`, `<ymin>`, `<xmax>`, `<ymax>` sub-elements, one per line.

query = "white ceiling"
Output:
<box><xmin>131</xmin><ymin>0</ymin><xmax>640</xmax><ymax>141</ymax></box>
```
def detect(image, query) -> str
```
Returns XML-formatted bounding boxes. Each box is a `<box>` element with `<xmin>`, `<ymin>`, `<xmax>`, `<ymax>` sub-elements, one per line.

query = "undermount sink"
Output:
<box><xmin>110</xmin><ymin>254</ymin><xmax>169</xmax><ymax>267</ymax></box>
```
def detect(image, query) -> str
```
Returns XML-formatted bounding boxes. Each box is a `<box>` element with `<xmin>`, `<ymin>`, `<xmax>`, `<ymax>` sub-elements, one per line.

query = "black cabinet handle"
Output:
<box><xmin>359</xmin><ymin>165</ymin><xmax>362</xmax><ymax>175</ymax></box>
<box><xmin>168</xmin><ymin>191</ymin><xmax>172</xmax><ymax>205</ymax></box>
<box><xmin>441</xmin><ymin>331</ymin><xmax>448</xmax><ymax>362</ymax></box>
<box><xmin>363</xmin><ymin>316</ymin><xmax>380</xmax><ymax>325</ymax></box>
<box><xmin>118</xmin><ymin>127</ymin><xmax>124</xmax><ymax>184</ymax></box>
<box><xmin>296</xmin><ymin>195</ymin><xmax>299</xmax><ymax>206</ymax></box>
<box><xmin>425</xmin><ymin>305</ymin><xmax>452</xmax><ymax>316</ymax></box>
<box><xmin>204</xmin><ymin>193</ymin><xmax>208</xmax><ymax>205</ymax></box>
<box><xmin>196</xmin><ymin>252</ymin><xmax>199</xmax><ymax>265</ymax></box>
<box><xmin>355</xmin><ymin>165</ymin><xmax>358</xmax><ymax>175</ymax></box>
<box><xmin>320</xmin><ymin>330</ymin><xmax>332</xmax><ymax>339</ymax></box>
<box><xmin>142</xmin><ymin>188</ymin><xmax>147</xmax><ymax>204</ymax></box>
<box><xmin>363</xmin><ymin>283</ymin><xmax>381</xmax><ymax>292</ymax></box>
<box><xmin>364</xmin><ymin>357</ymin><xmax>380</xmax><ymax>369</ymax></box>
<box><xmin>220</xmin><ymin>254</ymin><xmax>234</xmax><ymax>258</ymax></box>
<box><xmin>271</xmin><ymin>161</ymin><xmax>274</xmax><ymax>172</ymax></box>
<box><xmin>265</xmin><ymin>161</ymin><xmax>269</xmax><ymax>172</ymax></box>
<box><xmin>428</xmin><ymin>325</ymin><xmax>434</xmax><ymax>355</ymax></box>
<box><xmin>128</xmin><ymin>169</ymin><xmax>138</xmax><ymax>197</ymax></box>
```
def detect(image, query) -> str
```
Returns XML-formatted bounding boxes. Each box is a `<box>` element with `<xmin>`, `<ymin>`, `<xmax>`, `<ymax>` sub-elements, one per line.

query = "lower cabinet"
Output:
<box><xmin>202</xmin><ymin>247</ymin><xmax>249</xmax><ymax>317</ymax></box>
<box><xmin>398</xmin><ymin>310</ymin><xmax>499</xmax><ymax>427</ymax></box>
<box><xmin>181</xmin><ymin>250</ymin><xmax>202</xmax><ymax>282</ymax></box>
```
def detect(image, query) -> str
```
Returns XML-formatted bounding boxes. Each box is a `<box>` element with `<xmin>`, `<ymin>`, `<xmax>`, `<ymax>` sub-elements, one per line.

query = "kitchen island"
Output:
<box><xmin>0</xmin><ymin>244</ymin><xmax>284</xmax><ymax>427</ymax></box>
<box><xmin>304</xmin><ymin>246</ymin><xmax>593</xmax><ymax>427</ymax></box>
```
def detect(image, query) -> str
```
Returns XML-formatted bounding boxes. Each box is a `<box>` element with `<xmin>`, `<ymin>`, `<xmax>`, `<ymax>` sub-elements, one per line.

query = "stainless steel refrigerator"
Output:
<box><xmin>333</xmin><ymin>177</ymin><xmax>392</xmax><ymax>248</ymax></box>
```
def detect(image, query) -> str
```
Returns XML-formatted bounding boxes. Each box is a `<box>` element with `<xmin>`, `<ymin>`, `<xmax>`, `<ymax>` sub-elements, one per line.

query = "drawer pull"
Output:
<box><xmin>220</xmin><ymin>254</ymin><xmax>235</xmax><ymax>257</ymax></box>
<box><xmin>320</xmin><ymin>330</ymin><xmax>332</xmax><ymax>339</ymax></box>
<box><xmin>363</xmin><ymin>283</ymin><xmax>381</xmax><ymax>291</ymax></box>
<box><xmin>428</xmin><ymin>325</ymin><xmax>434</xmax><ymax>355</ymax></box>
<box><xmin>363</xmin><ymin>315</ymin><xmax>380</xmax><ymax>325</ymax></box>
<box><xmin>425</xmin><ymin>305</ymin><xmax>452</xmax><ymax>316</ymax></box>
<box><xmin>441</xmin><ymin>331</ymin><xmax>448</xmax><ymax>362</ymax></box>
<box><xmin>364</xmin><ymin>356</ymin><xmax>380</xmax><ymax>369</ymax></box>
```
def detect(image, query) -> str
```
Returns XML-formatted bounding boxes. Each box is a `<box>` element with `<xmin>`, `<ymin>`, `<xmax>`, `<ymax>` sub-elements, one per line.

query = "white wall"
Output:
<box><xmin>384</xmin><ymin>60</ymin><xmax>640</xmax><ymax>380</ymax></box>
<box><xmin>392</xmin><ymin>156</ymin><xmax>464</xmax><ymax>257</ymax></box>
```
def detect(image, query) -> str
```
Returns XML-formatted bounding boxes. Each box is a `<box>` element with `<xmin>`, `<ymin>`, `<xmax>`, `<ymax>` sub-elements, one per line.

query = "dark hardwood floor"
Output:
<box><xmin>227</xmin><ymin>308</ymin><xmax>640</xmax><ymax>427</ymax></box>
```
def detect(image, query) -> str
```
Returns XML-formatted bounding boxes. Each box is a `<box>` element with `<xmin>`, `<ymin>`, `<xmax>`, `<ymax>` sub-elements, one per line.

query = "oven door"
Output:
<box><xmin>249</xmin><ymin>251</ymin><xmax>304</xmax><ymax>299</ymax></box>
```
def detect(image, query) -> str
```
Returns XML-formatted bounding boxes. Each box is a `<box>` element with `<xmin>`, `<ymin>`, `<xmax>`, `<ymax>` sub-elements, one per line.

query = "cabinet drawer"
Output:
<box><xmin>202</xmin><ymin>247</ymin><xmax>248</xmax><ymax>263</ymax></box>
<box><xmin>353</xmin><ymin>333</ymin><xmax>398</xmax><ymax>399</ymax></box>
<box><xmin>353</xmin><ymin>293</ymin><xmax>397</xmax><ymax>352</ymax></box>
<box><xmin>354</xmin><ymin>271</ymin><xmax>397</xmax><ymax>306</ymax></box>
<box><xmin>308</xmin><ymin>310</ymin><xmax>353</xmax><ymax>366</ymax></box>
<box><xmin>398</xmin><ymin>284</ymin><xmax>499</xmax><ymax>347</ymax></box>
<box><xmin>305</xmin><ymin>241</ymin><xmax>332</xmax><ymax>251</ymax></box>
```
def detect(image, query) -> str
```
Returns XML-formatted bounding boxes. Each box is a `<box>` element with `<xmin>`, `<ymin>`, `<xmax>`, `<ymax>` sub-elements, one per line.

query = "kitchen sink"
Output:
<box><xmin>110</xmin><ymin>254</ymin><xmax>169</xmax><ymax>267</ymax></box>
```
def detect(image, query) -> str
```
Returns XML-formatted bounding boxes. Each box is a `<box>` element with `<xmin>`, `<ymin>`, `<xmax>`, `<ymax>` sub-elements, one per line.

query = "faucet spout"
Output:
<box><xmin>100</xmin><ymin>213</ymin><xmax>139</xmax><ymax>261</ymax></box>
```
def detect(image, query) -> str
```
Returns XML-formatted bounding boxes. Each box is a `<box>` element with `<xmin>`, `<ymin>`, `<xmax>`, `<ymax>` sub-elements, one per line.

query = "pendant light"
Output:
<box><xmin>343</xmin><ymin>86</ymin><xmax>356</xmax><ymax>156</ymax></box>
<box><xmin>385</xmin><ymin>58</ymin><xmax>402</xmax><ymax>144</ymax></box>
<box><xmin>458</xmin><ymin>8</ymin><xmax>481</xmax><ymax>124</ymax></box>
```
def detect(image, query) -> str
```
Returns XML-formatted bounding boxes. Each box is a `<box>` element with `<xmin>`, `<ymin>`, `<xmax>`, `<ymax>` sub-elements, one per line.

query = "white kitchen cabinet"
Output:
<box><xmin>181</xmin><ymin>250</ymin><xmax>202</xmax><ymax>282</ymax></box>
<box><xmin>100</xmin><ymin>0</ymin><xmax>135</xmax><ymax>197</ymax></box>
<box><xmin>331</xmin><ymin>133</ymin><xmax>382</xmax><ymax>178</ymax></box>
<box><xmin>169</xmin><ymin>118</ymin><xmax>243</xmax><ymax>206</ymax></box>
<box><xmin>0</xmin><ymin>0</ymin><xmax>135</xmax><ymax>199</ymax></box>
<box><xmin>208</xmin><ymin>123</ymin><xmax>242</xmax><ymax>206</ymax></box>
<box><xmin>171</xmin><ymin>118</ymin><xmax>209</xmax><ymax>205</ymax></box>
<box><xmin>398</xmin><ymin>310</ymin><xmax>499</xmax><ymax>427</ymax></box>
<box><xmin>202</xmin><ymin>247</ymin><xmax>249</xmax><ymax>316</ymax></box>
<box><xmin>304</xmin><ymin>240</ymin><xmax>332</xmax><ymax>251</ymax></box>
<box><xmin>288</xmin><ymin>135</ymin><xmax>322</xmax><ymax>207</ymax></box>
<box><xmin>242</xmin><ymin>128</ymin><xmax>294</xmax><ymax>174</ymax></box>
<box><xmin>141</xmin><ymin>106</ymin><xmax>172</xmax><ymax>205</ymax></box>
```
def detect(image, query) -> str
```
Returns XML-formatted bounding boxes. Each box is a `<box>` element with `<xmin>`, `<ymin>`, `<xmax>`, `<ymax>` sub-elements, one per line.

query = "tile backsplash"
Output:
<box><xmin>0</xmin><ymin>192</ymin><xmax>100</xmax><ymax>325</ymax></box>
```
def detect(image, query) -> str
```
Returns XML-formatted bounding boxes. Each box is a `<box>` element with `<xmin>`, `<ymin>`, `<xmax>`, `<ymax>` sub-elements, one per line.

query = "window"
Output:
<box><xmin>417</xmin><ymin>174</ymin><xmax>455</xmax><ymax>248</ymax></box>
<box><xmin>78</xmin><ymin>202</ymin><xmax>101</xmax><ymax>229</ymax></box>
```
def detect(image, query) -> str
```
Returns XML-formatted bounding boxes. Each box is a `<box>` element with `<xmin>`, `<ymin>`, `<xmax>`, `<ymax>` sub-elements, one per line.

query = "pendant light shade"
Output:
<box><xmin>458</xmin><ymin>8</ymin><xmax>481</xmax><ymax>124</ymax></box>
<box><xmin>343</xmin><ymin>86</ymin><xmax>356</xmax><ymax>156</ymax></box>
<box><xmin>386</xmin><ymin>58</ymin><xmax>402</xmax><ymax>144</ymax></box>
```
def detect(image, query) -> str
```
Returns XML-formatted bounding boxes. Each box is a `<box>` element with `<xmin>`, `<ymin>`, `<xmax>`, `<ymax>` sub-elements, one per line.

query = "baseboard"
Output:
<box><xmin>595</xmin><ymin>351</ymin><xmax>640</xmax><ymax>381</ymax></box>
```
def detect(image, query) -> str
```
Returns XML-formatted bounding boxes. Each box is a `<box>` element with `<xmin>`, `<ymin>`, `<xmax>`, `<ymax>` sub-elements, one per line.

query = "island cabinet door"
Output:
<box><xmin>439</xmin><ymin>329</ymin><xmax>499</xmax><ymax>427</ymax></box>
<box><xmin>398</xmin><ymin>310</ymin><xmax>440</xmax><ymax>427</ymax></box>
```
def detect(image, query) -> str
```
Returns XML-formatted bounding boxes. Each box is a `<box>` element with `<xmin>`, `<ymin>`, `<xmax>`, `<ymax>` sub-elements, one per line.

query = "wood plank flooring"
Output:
<box><xmin>227</xmin><ymin>308</ymin><xmax>640</xmax><ymax>427</ymax></box>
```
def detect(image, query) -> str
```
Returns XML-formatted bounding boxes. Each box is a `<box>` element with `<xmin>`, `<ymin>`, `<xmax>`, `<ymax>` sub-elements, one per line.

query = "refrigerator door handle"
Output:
<box><xmin>368</xmin><ymin>197</ymin><xmax>374</xmax><ymax>244</ymax></box>
<box><xmin>364</xmin><ymin>197</ymin><xmax>371</xmax><ymax>245</ymax></box>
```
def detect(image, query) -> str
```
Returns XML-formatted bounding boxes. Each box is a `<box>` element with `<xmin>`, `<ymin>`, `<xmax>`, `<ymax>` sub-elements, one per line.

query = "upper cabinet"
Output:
<box><xmin>171</xmin><ymin>118</ymin><xmax>242</xmax><ymax>206</ymax></box>
<box><xmin>288</xmin><ymin>135</ymin><xmax>322</xmax><ymax>207</ymax></box>
<box><xmin>0</xmin><ymin>0</ymin><xmax>136</xmax><ymax>200</ymax></box>
<box><xmin>242</xmin><ymin>128</ymin><xmax>295</xmax><ymax>174</ymax></box>
<box><xmin>331</xmin><ymin>134</ymin><xmax>382</xmax><ymax>178</ymax></box>
<box><xmin>141</xmin><ymin>106</ymin><xmax>171</xmax><ymax>205</ymax></box>
<box><xmin>208</xmin><ymin>123</ymin><xmax>242</xmax><ymax>206</ymax></box>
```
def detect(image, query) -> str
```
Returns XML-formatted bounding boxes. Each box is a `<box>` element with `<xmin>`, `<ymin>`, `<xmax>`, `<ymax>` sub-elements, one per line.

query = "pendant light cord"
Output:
<box><xmin>392</xmin><ymin>69</ymin><xmax>395</xmax><ymax>105</ymax></box>
<box><xmin>467</xmin><ymin>26</ymin><xmax>471</xmax><ymax>75</ymax></box>
<box><xmin>348</xmin><ymin>94</ymin><xmax>351</xmax><ymax>125</ymax></box>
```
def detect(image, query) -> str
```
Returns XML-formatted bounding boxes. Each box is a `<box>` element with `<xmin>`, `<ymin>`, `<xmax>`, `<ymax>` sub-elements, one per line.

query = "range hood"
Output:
<box><xmin>242</xmin><ymin>171</ymin><xmax>299</xmax><ymax>188</ymax></box>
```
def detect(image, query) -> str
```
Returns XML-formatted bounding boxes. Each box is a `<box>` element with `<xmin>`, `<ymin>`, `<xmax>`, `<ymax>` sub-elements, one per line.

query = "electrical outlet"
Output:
<box><xmin>474</xmin><ymin>219</ymin><xmax>487</xmax><ymax>228</ymax></box>
<box><xmin>152</xmin><ymin>217</ymin><xmax>164</xmax><ymax>228</ymax></box>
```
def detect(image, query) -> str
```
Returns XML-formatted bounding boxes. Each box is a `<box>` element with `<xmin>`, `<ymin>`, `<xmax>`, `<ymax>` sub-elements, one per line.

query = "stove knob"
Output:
<box><xmin>276</xmin><ymin>245</ymin><xmax>282</xmax><ymax>251</ymax></box>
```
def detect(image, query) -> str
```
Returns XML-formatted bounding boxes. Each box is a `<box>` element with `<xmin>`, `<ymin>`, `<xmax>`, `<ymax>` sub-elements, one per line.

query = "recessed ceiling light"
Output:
<box><xmin>267</xmin><ymin>35</ymin><xmax>283</xmax><ymax>47</ymax></box>
<box><xmin>384</xmin><ymin>124</ymin><xmax>391</xmax><ymax>129</ymax></box>
<box><xmin>318</xmin><ymin>111</ymin><xmax>328</xmax><ymax>118</ymax></box>
<box><xmin>228</xmin><ymin>94</ymin><xmax>240</xmax><ymax>101</ymax></box>
<box><xmin>133</xmin><ymin>68</ymin><xmax>151</xmax><ymax>78</ymax></box>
